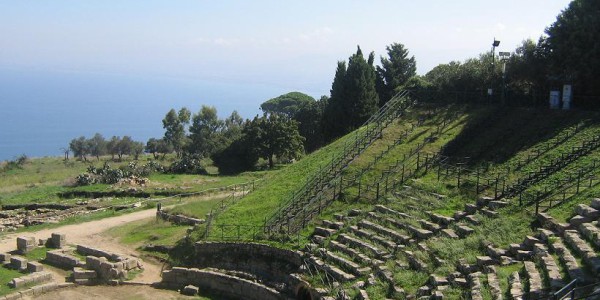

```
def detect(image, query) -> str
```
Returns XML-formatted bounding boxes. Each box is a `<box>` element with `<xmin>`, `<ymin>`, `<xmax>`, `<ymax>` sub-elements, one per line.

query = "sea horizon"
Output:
<box><xmin>0</xmin><ymin>67</ymin><xmax>324</xmax><ymax>161</ymax></box>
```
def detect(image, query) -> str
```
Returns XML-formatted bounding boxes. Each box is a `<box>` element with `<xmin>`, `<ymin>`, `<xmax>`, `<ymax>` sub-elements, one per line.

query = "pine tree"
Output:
<box><xmin>376</xmin><ymin>43</ymin><xmax>416</xmax><ymax>105</ymax></box>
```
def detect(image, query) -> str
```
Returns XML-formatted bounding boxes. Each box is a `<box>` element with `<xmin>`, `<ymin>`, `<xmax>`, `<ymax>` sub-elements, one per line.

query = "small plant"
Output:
<box><xmin>1</xmin><ymin>154</ymin><xmax>28</xmax><ymax>173</ymax></box>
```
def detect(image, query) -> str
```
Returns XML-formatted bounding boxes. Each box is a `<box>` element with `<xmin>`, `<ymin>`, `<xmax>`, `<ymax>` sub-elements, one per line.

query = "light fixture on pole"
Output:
<box><xmin>499</xmin><ymin>51</ymin><xmax>510</xmax><ymax>104</ymax></box>
<box><xmin>488</xmin><ymin>38</ymin><xmax>500</xmax><ymax>98</ymax></box>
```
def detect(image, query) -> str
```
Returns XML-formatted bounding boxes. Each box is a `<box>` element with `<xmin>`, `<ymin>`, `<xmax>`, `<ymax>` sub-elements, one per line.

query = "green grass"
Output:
<box><xmin>21</xmin><ymin>247</ymin><xmax>48</xmax><ymax>261</ymax></box>
<box><xmin>213</xmin><ymin>127</ymin><xmax>363</xmax><ymax>229</ymax></box>
<box><xmin>167</xmin><ymin>197</ymin><xmax>224</xmax><ymax>219</ymax></box>
<box><xmin>105</xmin><ymin>218</ymin><xmax>189</xmax><ymax>247</ymax></box>
<box><xmin>0</xmin><ymin>266</ymin><xmax>25</xmax><ymax>296</ymax></box>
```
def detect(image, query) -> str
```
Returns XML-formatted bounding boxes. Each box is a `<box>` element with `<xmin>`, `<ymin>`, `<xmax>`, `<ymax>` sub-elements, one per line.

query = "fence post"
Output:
<box><xmin>476</xmin><ymin>168</ymin><xmax>480</xmax><ymax>195</ymax></box>
<box><xmin>358</xmin><ymin>178</ymin><xmax>362</xmax><ymax>198</ymax></box>
<box><xmin>576</xmin><ymin>170</ymin><xmax>582</xmax><ymax>193</ymax></box>
<box><xmin>376</xmin><ymin>183</ymin><xmax>380</xmax><ymax>199</ymax></box>
<box><xmin>457</xmin><ymin>165</ymin><xmax>461</xmax><ymax>188</ymax></box>
<box><xmin>437</xmin><ymin>164</ymin><xmax>442</xmax><ymax>181</ymax></box>
<box><xmin>385</xmin><ymin>176</ymin><xmax>389</xmax><ymax>194</ymax></box>
<box><xmin>494</xmin><ymin>174</ymin><xmax>499</xmax><ymax>198</ymax></box>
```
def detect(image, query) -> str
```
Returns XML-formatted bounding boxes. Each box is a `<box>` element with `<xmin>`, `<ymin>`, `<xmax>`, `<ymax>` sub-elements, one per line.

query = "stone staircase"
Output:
<box><xmin>302</xmin><ymin>196</ymin><xmax>600</xmax><ymax>299</ymax></box>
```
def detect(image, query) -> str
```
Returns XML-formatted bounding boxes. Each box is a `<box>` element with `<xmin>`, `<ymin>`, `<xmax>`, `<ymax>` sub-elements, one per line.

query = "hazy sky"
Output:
<box><xmin>0</xmin><ymin>0</ymin><xmax>572</xmax><ymax>96</ymax></box>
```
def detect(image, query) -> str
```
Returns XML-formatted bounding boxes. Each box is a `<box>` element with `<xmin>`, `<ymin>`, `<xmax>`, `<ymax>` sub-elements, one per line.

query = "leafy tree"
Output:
<box><xmin>260</xmin><ymin>92</ymin><xmax>316</xmax><ymax>117</ymax></box>
<box><xmin>106</xmin><ymin>136</ymin><xmax>121</xmax><ymax>160</ymax></box>
<box><xmin>87</xmin><ymin>133</ymin><xmax>106</xmax><ymax>161</ymax></box>
<box><xmin>117</xmin><ymin>136</ymin><xmax>134</xmax><ymax>160</ymax></box>
<box><xmin>544</xmin><ymin>0</ymin><xmax>600</xmax><ymax>108</ymax></box>
<box><xmin>213</xmin><ymin>114</ymin><xmax>304</xmax><ymax>172</ymax></box>
<box><xmin>162</xmin><ymin>108</ymin><xmax>190</xmax><ymax>157</ymax></box>
<box><xmin>376</xmin><ymin>43</ymin><xmax>417</xmax><ymax>105</ymax></box>
<box><xmin>251</xmin><ymin>114</ymin><xmax>305</xmax><ymax>169</ymax></box>
<box><xmin>188</xmin><ymin>105</ymin><xmax>224</xmax><ymax>157</ymax></box>
<box><xmin>223</xmin><ymin>110</ymin><xmax>244</xmax><ymax>142</ymax></box>
<box><xmin>69</xmin><ymin>136</ymin><xmax>89</xmax><ymax>161</ymax></box>
<box><xmin>146</xmin><ymin>138</ymin><xmax>172</xmax><ymax>160</ymax></box>
<box><xmin>131</xmin><ymin>141</ymin><xmax>145</xmax><ymax>160</ymax></box>
<box><xmin>212</xmin><ymin>133</ymin><xmax>258</xmax><ymax>175</ymax></box>
<box><xmin>294</xmin><ymin>96</ymin><xmax>327</xmax><ymax>152</ymax></box>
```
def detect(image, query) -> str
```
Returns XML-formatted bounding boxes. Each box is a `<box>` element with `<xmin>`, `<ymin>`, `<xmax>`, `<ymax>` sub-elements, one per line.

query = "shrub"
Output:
<box><xmin>168</xmin><ymin>154</ymin><xmax>208</xmax><ymax>175</ymax></box>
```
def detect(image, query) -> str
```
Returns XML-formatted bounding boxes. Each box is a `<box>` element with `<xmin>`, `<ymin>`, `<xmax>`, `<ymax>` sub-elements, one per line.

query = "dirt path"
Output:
<box><xmin>0</xmin><ymin>208</ymin><xmax>164</xmax><ymax>283</ymax></box>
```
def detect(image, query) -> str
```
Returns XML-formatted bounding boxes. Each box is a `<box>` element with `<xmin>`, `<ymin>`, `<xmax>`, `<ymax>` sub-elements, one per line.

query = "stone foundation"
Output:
<box><xmin>161</xmin><ymin>267</ymin><xmax>286</xmax><ymax>300</ymax></box>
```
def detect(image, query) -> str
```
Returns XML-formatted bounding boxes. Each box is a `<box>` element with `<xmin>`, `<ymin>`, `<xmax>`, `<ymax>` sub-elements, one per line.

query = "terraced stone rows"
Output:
<box><xmin>306</xmin><ymin>196</ymin><xmax>600</xmax><ymax>299</ymax></box>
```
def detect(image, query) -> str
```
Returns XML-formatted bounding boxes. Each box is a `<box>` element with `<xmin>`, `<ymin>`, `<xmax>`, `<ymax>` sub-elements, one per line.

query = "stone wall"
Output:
<box><xmin>45</xmin><ymin>249</ymin><xmax>84</xmax><ymax>269</ymax></box>
<box><xmin>156</xmin><ymin>210</ymin><xmax>204</xmax><ymax>226</ymax></box>
<box><xmin>193</xmin><ymin>242</ymin><xmax>303</xmax><ymax>282</ymax></box>
<box><xmin>161</xmin><ymin>267</ymin><xmax>287</xmax><ymax>300</ymax></box>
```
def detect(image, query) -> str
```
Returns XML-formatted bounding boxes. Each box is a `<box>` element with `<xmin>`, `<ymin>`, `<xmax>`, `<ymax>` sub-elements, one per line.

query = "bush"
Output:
<box><xmin>75</xmin><ymin>161</ymin><xmax>165</xmax><ymax>186</ymax></box>
<box><xmin>1</xmin><ymin>154</ymin><xmax>28</xmax><ymax>173</ymax></box>
<box><xmin>168</xmin><ymin>154</ymin><xmax>208</xmax><ymax>175</ymax></box>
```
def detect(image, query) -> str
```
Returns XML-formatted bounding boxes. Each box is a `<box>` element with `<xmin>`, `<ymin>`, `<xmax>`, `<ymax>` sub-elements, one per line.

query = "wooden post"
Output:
<box><xmin>476</xmin><ymin>168</ymin><xmax>480</xmax><ymax>195</ymax></box>
<box><xmin>376</xmin><ymin>183</ymin><xmax>380</xmax><ymax>199</ymax></box>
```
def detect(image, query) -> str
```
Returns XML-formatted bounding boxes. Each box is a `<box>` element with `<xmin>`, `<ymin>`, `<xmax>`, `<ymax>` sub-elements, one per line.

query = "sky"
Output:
<box><xmin>0</xmin><ymin>0</ymin><xmax>573</xmax><ymax>97</ymax></box>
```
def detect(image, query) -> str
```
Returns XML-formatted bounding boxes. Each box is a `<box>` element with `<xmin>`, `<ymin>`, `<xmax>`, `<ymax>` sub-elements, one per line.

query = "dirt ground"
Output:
<box><xmin>0</xmin><ymin>208</ymin><xmax>182</xmax><ymax>298</ymax></box>
<box><xmin>29</xmin><ymin>285</ymin><xmax>194</xmax><ymax>300</ymax></box>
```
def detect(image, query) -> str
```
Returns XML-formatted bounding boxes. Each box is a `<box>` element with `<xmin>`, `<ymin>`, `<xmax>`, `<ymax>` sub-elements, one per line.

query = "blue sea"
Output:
<box><xmin>0</xmin><ymin>68</ymin><xmax>318</xmax><ymax>161</ymax></box>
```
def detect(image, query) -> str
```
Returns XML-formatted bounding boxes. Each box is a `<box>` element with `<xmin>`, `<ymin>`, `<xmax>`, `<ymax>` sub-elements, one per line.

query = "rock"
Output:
<box><xmin>181</xmin><ymin>285</ymin><xmax>199</xmax><ymax>296</ymax></box>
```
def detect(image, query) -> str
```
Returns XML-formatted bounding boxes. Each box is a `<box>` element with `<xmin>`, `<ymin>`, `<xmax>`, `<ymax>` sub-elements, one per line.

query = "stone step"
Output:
<box><xmin>441</xmin><ymin>228</ymin><xmax>459</xmax><ymax>239</ymax></box>
<box><xmin>480</xmin><ymin>208</ymin><xmax>499</xmax><ymax>218</ymax></box>
<box><xmin>469</xmin><ymin>272</ymin><xmax>483</xmax><ymax>300</ymax></box>
<box><xmin>486</xmin><ymin>266</ymin><xmax>503</xmax><ymax>300</ymax></box>
<box><xmin>308</xmin><ymin>256</ymin><xmax>355</xmax><ymax>282</ymax></box>
<box><xmin>590</xmin><ymin>198</ymin><xmax>600</xmax><ymax>210</ymax></box>
<box><xmin>327</xmin><ymin>240</ymin><xmax>372</xmax><ymax>266</ymax></box>
<box><xmin>508</xmin><ymin>271</ymin><xmax>523</xmax><ymax>300</ymax></box>
<box><xmin>357</xmin><ymin>289</ymin><xmax>370</xmax><ymax>300</ymax></box>
<box><xmin>359</xmin><ymin>218</ymin><xmax>410</xmax><ymax>244</ymax></box>
<box><xmin>418</xmin><ymin>219</ymin><xmax>441</xmax><ymax>232</ymax></box>
<box><xmin>350</xmin><ymin>226</ymin><xmax>397</xmax><ymax>251</ymax></box>
<box><xmin>465</xmin><ymin>215</ymin><xmax>482</xmax><ymax>226</ymax></box>
<box><xmin>337</xmin><ymin>234</ymin><xmax>387</xmax><ymax>260</ymax></box>
<box><xmin>563</xmin><ymin>230</ymin><xmax>600</xmax><ymax>276</ymax></box>
<box><xmin>578</xmin><ymin>222</ymin><xmax>600</xmax><ymax>249</ymax></box>
<box><xmin>488</xmin><ymin>200</ymin><xmax>509</xmax><ymax>210</ymax></box>
<box><xmin>313</xmin><ymin>226</ymin><xmax>336</xmax><ymax>238</ymax></box>
<box><xmin>549</xmin><ymin>238</ymin><xmax>589</xmax><ymax>283</ymax></box>
<box><xmin>402</xmin><ymin>250</ymin><xmax>428</xmax><ymax>271</ymax></box>
<box><xmin>535</xmin><ymin>248</ymin><xmax>564</xmax><ymax>291</ymax></box>
<box><xmin>456</xmin><ymin>225</ymin><xmax>474</xmax><ymax>237</ymax></box>
<box><xmin>575</xmin><ymin>204</ymin><xmax>600</xmax><ymax>219</ymax></box>
<box><xmin>318</xmin><ymin>248</ymin><xmax>371</xmax><ymax>276</ymax></box>
<box><xmin>374</xmin><ymin>204</ymin><xmax>412</xmax><ymax>219</ymax></box>
<box><xmin>523</xmin><ymin>261</ymin><xmax>544</xmax><ymax>298</ymax></box>
<box><xmin>426</xmin><ymin>211</ymin><xmax>454</xmax><ymax>226</ymax></box>
<box><xmin>322</xmin><ymin>219</ymin><xmax>344</xmax><ymax>230</ymax></box>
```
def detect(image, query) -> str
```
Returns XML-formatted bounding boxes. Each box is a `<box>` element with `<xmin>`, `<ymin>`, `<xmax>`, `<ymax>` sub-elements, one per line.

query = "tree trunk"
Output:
<box><xmin>268</xmin><ymin>155</ymin><xmax>274</xmax><ymax>169</ymax></box>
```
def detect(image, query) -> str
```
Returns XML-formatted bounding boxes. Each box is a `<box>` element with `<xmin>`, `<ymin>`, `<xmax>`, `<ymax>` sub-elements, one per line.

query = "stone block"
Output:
<box><xmin>10</xmin><ymin>256</ymin><xmax>28</xmax><ymax>270</ymax></box>
<box><xmin>476</xmin><ymin>256</ymin><xmax>495</xmax><ymax>267</ymax></box>
<box><xmin>73</xmin><ymin>267</ymin><xmax>97</xmax><ymax>280</ymax></box>
<box><xmin>464</xmin><ymin>203</ymin><xmax>478</xmax><ymax>214</ymax></box>
<box><xmin>27</xmin><ymin>261</ymin><xmax>44</xmax><ymax>272</ymax></box>
<box><xmin>576</xmin><ymin>204</ymin><xmax>600</xmax><ymax>219</ymax></box>
<box><xmin>590</xmin><ymin>198</ymin><xmax>600</xmax><ymax>210</ymax></box>
<box><xmin>16</xmin><ymin>236</ymin><xmax>36</xmax><ymax>254</ymax></box>
<box><xmin>570</xmin><ymin>215</ymin><xmax>592</xmax><ymax>226</ymax></box>
<box><xmin>50</xmin><ymin>233</ymin><xmax>67</xmax><ymax>248</ymax></box>
<box><xmin>0</xmin><ymin>252</ymin><xmax>11</xmax><ymax>264</ymax></box>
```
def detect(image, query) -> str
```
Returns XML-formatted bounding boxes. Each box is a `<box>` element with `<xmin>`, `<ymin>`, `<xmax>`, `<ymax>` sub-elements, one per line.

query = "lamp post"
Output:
<box><xmin>489</xmin><ymin>38</ymin><xmax>500</xmax><ymax>100</ymax></box>
<box><xmin>499</xmin><ymin>51</ymin><xmax>510</xmax><ymax>105</ymax></box>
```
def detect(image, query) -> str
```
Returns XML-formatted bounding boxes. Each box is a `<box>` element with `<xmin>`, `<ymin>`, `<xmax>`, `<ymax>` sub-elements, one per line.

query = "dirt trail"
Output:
<box><xmin>0</xmin><ymin>208</ymin><xmax>163</xmax><ymax>283</ymax></box>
